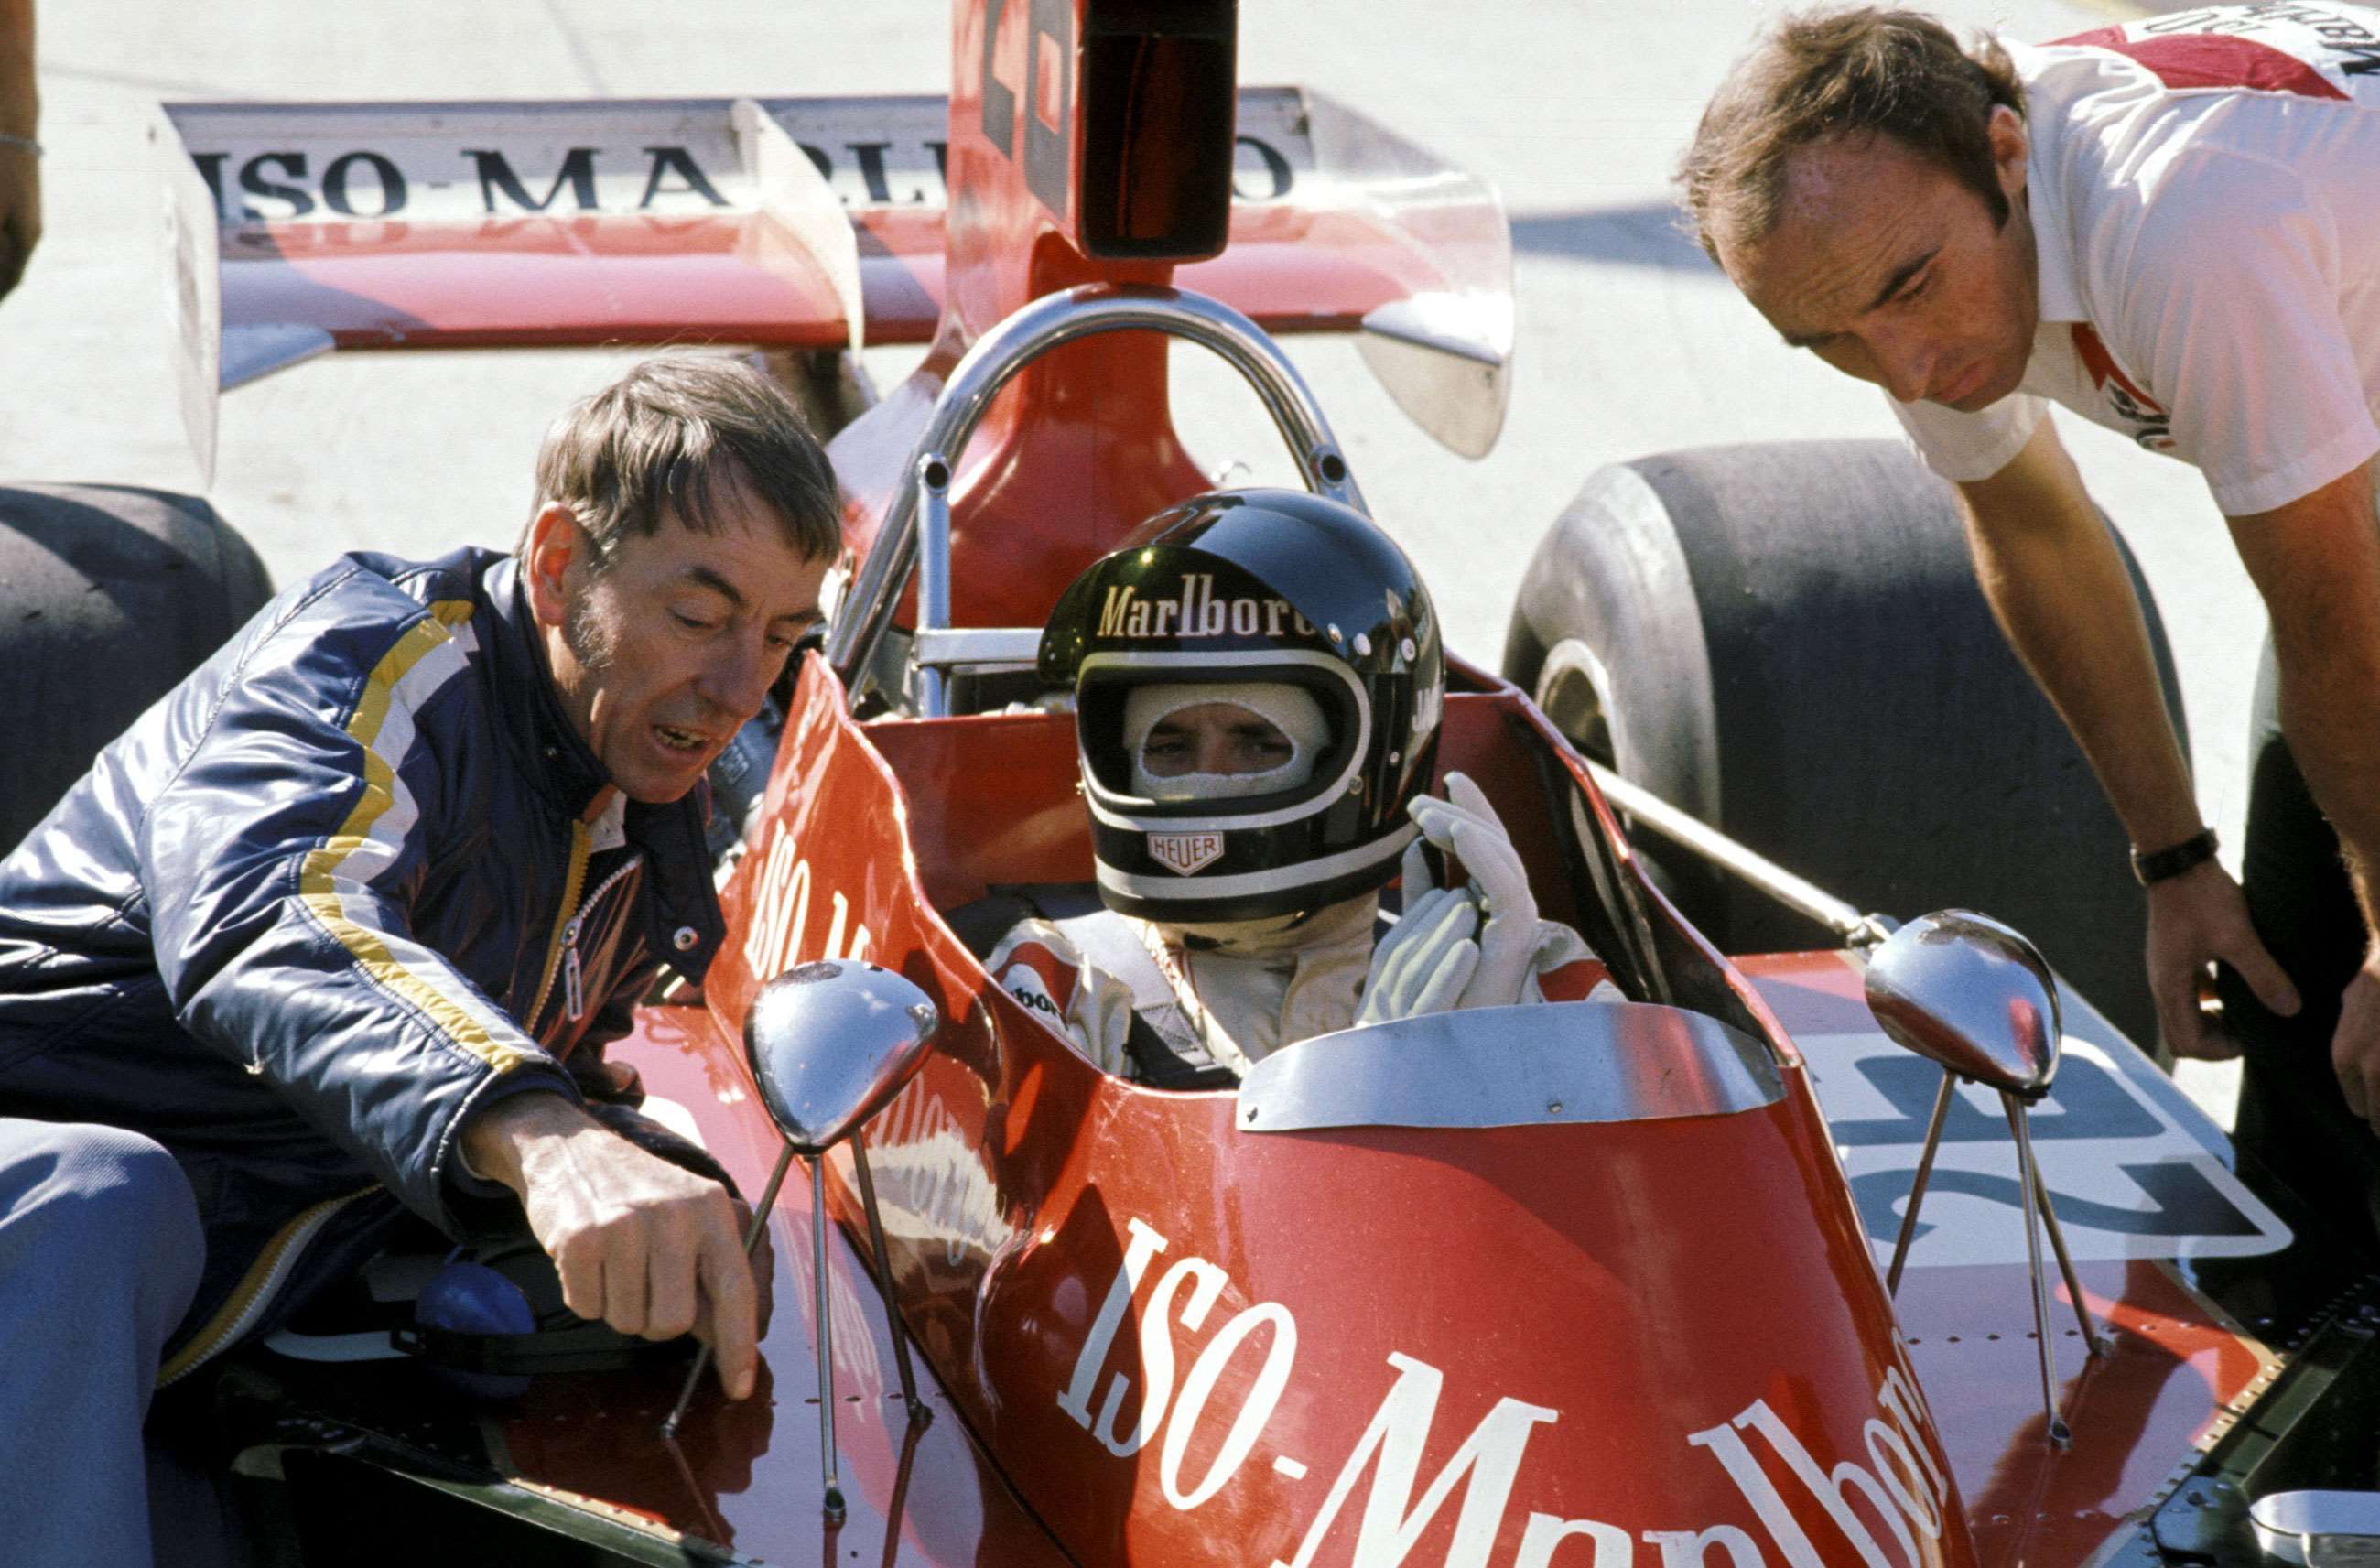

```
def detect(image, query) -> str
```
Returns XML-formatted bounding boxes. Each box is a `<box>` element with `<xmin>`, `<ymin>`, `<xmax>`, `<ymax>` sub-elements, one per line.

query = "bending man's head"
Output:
<box><xmin>1682</xmin><ymin>8</ymin><xmax>2041</xmax><ymax>411</ymax></box>
<box><xmin>519</xmin><ymin>357</ymin><xmax>841</xmax><ymax>805</ymax></box>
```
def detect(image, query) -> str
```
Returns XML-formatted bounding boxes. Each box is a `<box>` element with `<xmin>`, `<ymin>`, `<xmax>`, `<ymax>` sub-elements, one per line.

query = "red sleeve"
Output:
<box><xmin>990</xmin><ymin>932</ymin><xmax>1082</xmax><ymax>1033</ymax></box>
<box><xmin>1536</xmin><ymin>957</ymin><xmax>1611</xmax><ymax>1003</ymax></box>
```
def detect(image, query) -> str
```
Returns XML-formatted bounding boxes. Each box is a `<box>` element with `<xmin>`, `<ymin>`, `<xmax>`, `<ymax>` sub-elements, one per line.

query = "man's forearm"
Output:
<box><xmin>2277</xmin><ymin>676</ymin><xmax>2380</xmax><ymax>934</ymax></box>
<box><xmin>1957</xmin><ymin>421</ymin><xmax>2202</xmax><ymax>852</ymax></box>
<box><xmin>0</xmin><ymin>0</ymin><xmax>35</xmax><ymax>138</ymax></box>
<box><xmin>1961</xmin><ymin>427</ymin><xmax>2304</xmax><ymax>1058</ymax></box>
<box><xmin>458</xmin><ymin>1089</ymin><xmax>597</xmax><ymax>1195</ymax></box>
<box><xmin>2231</xmin><ymin>463</ymin><xmax>2380</xmax><ymax>936</ymax></box>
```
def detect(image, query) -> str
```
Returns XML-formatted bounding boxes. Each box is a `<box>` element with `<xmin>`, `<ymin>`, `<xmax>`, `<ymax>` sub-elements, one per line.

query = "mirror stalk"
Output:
<box><xmin>655</xmin><ymin>959</ymin><xmax>942</xmax><ymax>1519</ymax></box>
<box><xmin>1866</xmin><ymin>910</ymin><xmax>2106</xmax><ymax>1449</ymax></box>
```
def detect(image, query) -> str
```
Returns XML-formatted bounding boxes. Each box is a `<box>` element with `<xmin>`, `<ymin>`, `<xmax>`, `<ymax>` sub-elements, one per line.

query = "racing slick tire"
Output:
<box><xmin>1502</xmin><ymin>440</ymin><xmax>2183</xmax><ymax>1050</ymax></box>
<box><xmin>0</xmin><ymin>484</ymin><xmax>273</xmax><ymax>851</ymax></box>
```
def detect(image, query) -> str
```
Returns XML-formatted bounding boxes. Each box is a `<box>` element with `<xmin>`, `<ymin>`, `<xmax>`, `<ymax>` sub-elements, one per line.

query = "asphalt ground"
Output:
<box><xmin>0</xmin><ymin>0</ymin><xmax>2249</xmax><ymax>1115</ymax></box>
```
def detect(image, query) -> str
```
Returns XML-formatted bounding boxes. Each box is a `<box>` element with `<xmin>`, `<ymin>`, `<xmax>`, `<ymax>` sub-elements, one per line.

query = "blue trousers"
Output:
<box><xmin>0</xmin><ymin>1119</ymin><xmax>204</xmax><ymax>1568</ymax></box>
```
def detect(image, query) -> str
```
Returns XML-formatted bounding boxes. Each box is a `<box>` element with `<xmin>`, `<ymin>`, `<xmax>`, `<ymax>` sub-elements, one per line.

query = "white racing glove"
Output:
<box><xmin>1357</xmin><ymin>864</ymin><xmax>1480</xmax><ymax>1024</ymax></box>
<box><xmin>1408</xmin><ymin>772</ymin><xmax>1539</xmax><ymax>1010</ymax></box>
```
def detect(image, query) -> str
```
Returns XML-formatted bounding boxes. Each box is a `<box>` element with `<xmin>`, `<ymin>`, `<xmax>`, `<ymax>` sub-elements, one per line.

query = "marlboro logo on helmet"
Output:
<box><xmin>1097</xmin><ymin>576</ymin><xmax>1317</xmax><ymax>641</ymax></box>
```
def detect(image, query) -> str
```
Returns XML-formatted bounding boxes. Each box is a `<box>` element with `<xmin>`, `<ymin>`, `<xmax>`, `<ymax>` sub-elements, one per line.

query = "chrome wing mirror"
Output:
<box><xmin>1865</xmin><ymin>910</ymin><xmax>2102</xmax><ymax>1447</ymax></box>
<box><xmin>664</xmin><ymin>958</ymin><xmax>939</xmax><ymax>1521</ymax></box>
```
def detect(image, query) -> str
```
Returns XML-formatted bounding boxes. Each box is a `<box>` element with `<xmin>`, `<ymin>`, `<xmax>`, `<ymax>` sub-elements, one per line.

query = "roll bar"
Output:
<box><xmin>822</xmin><ymin>284</ymin><xmax>1367</xmax><ymax>714</ymax></box>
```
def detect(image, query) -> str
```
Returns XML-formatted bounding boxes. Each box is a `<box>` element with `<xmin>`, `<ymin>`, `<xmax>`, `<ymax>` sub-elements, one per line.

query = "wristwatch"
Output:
<box><xmin>2130</xmin><ymin>827</ymin><xmax>2218</xmax><ymax>886</ymax></box>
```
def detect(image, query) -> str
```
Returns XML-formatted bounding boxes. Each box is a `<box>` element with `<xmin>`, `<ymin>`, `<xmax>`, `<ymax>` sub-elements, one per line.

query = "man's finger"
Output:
<box><xmin>550</xmin><ymin>1232</ymin><xmax>610</xmax><ymax>1325</ymax></box>
<box><xmin>696</xmin><ymin>1217</ymin><xmax>762</xmax><ymax>1400</ymax></box>
<box><xmin>1443</xmin><ymin>772</ymin><xmax>1505</xmax><ymax>832</ymax></box>
<box><xmin>1447</xmin><ymin>819</ymin><xmax>1530</xmax><ymax>911</ymax></box>
<box><xmin>1393</xmin><ymin>885</ymin><xmax>1456</xmax><ymax>944</ymax></box>
<box><xmin>1399</xmin><ymin>835</ymin><xmax>1434</xmax><ymax>903</ymax></box>
<box><xmin>644</xmin><ymin>1220</ymin><xmax>699</xmax><ymax>1341</ymax></box>
<box><xmin>1388</xmin><ymin>894</ymin><xmax>1477</xmax><ymax>1004</ymax></box>
<box><xmin>1404</xmin><ymin>888</ymin><xmax>1474</xmax><ymax>953</ymax></box>
<box><xmin>2335</xmin><ymin>1028</ymin><xmax>2371</xmax><ymax>1126</ymax></box>
<box><xmin>2219</xmin><ymin>928</ymin><xmax>2303</xmax><ymax>1018</ymax></box>
<box><xmin>2331</xmin><ymin>973</ymin><xmax>2380</xmax><ymax>1139</ymax></box>
<box><xmin>1409</xmin><ymin>937</ymin><xmax>1480</xmax><ymax>1014</ymax></box>
<box><xmin>2148</xmin><ymin>961</ymin><xmax>2221</xmax><ymax>1061</ymax></box>
<box><xmin>1411</xmin><ymin>795</ymin><xmax>1503</xmax><ymax>848</ymax></box>
<box><xmin>605</xmin><ymin>1232</ymin><xmax>652</xmax><ymax>1336</ymax></box>
<box><xmin>1372</xmin><ymin>888</ymin><xmax>1450</xmax><ymax>990</ymax></box>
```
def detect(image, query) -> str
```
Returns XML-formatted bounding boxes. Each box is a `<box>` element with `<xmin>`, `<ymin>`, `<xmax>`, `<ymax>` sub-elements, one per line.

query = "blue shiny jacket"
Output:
<box><xmin>0</xmin><ymin>547</ymin><xmax>723</xmax><ymax>1378</ymax></box>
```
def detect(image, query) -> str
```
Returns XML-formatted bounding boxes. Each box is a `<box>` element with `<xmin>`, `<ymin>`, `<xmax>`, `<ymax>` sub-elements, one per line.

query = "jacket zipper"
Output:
<box><xmin>525</xmin><ymin>821</ymin><xmax>591</xmax><ymax>1035</ymax></box>
<box><xmin>157</xmin><ymin>1186</ymin><xmax>374</xmax><ymax>1387</ymax></box>
<box><xmin>555</xmin><ymin>856</ymin><xmax>644</xmax><ymax>1027</ymax></box>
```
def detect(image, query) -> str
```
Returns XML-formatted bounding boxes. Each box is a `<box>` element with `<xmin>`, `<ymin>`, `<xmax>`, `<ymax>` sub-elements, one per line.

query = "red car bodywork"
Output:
<box><xmin>494</xmin><ymin>666</ymin><xmax>2274</xmax><ymax>1566</ymax></box>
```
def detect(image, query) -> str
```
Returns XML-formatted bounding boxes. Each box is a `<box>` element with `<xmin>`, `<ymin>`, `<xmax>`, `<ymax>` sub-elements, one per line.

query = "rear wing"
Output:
<box><xmin>153</xmin><ymin>88</ymin><xmax>1511</xmax><ymax>481</ymax></box>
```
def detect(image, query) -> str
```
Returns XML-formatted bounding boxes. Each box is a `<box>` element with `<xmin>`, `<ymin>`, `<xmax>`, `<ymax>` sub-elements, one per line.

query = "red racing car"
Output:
<box><xmin>12</xmin><ymin>2</ymin><xmax>2374</xmax><ymax>1563</ymax></box>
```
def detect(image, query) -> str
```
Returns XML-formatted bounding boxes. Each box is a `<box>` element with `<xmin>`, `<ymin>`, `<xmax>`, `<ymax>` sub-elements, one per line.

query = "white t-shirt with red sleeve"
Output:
<box><xmin>1889</xmin><ymin>5</ymin><xmax>2380</xmax><ymax>516</ymax></box>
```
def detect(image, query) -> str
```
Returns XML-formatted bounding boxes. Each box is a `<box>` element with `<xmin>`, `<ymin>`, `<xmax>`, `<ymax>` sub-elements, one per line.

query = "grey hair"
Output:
<box><xmin>528</xmin><ymin>355</ymin><xmax>840</xmax><ymax>569</ymax></box>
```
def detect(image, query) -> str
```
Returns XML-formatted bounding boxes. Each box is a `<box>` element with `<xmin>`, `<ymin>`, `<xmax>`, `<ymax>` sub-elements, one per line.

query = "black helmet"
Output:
<box><xmin>1038</xmin><ymin>489</ymin><xmax>1444</xmax><ymax>923</ymax></box>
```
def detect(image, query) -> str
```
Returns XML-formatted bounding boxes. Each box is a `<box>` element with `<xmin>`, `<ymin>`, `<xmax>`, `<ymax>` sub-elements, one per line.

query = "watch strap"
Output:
<box><xmin>2131</xmin><ymin>827</ymin><xmax>2219</xmax><ymax>886</ymax></box>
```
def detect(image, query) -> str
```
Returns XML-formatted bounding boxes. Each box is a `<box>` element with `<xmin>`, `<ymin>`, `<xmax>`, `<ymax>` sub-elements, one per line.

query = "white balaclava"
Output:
<box><xmin>1115</xmin><ymin>681</ymin><xmax>1366</xmax><ymax>1070</ymax></box>
<box><xmin>1123</xmin><ymin>682</ymin><xmax>1330</xmax><ymax>802</ymax></box>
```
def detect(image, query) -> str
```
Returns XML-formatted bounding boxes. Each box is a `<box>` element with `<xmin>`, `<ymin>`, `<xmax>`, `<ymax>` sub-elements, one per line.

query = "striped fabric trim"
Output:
<box><xmin>1096</xmin><ymin>821</ymin><xmax>1417</xmax><ymax>903</ymax></box>
<box><xmin>297</xmin><ymin>600</ymin><xmax>534</xmax><ymax>1075</ymax></box>
<box><xmin>157</xmin><ymin>1186</ymin><xmax>374</xmax><ymax>1387</ymax></box>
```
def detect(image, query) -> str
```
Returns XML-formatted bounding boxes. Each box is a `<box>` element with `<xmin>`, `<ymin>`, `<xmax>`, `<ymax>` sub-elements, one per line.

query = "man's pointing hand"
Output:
<box><xmin>461</xmin><ymin>1091</ymin><xmax>762</xmax><ymax>1400</ymax></box>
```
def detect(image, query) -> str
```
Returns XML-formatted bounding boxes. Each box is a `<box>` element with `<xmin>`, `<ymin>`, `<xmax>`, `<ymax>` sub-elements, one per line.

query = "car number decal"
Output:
<box><xmin>1795</xmin><ymin>1029</ymin><xmax>2290</xmax><ymax>1267</ymax></box>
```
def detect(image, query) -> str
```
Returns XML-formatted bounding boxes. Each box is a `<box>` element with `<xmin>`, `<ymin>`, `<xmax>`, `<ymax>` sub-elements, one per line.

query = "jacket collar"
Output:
<box><xmin>476</xmin><ymin>554</ymin><xmax>725</xmax><ymax>984</ymax></box>
<box><xmin>477</xmin><ymin>555</ymin><xmax>612</xmax><ymax>818</ymax></box>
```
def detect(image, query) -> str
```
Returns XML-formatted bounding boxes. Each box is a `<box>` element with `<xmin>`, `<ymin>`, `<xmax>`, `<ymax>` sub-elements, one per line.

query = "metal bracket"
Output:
<box><xmin>1885</xmin><ymin>1066</ymin><xmax>2103</xmax><ymax>1447</ymax></box>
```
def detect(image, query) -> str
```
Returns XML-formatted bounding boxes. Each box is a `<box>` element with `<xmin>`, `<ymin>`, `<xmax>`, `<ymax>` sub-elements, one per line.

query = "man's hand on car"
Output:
<box><xmin>2145</xmin><ymin>860</ymin><xmax>2299</xmax><ymax>1061</ymax></box>
<box><xmin>461</xmin><ymin>1091</ymin><xmax>763</xmax><ymax>1399</ymax></box>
